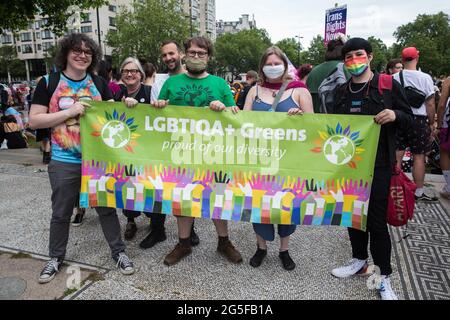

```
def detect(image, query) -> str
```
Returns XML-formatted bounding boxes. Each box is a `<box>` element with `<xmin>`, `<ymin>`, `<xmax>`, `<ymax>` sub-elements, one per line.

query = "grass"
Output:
<box><xmin>62</xmin><ymin>287</ymin><xmax>78</xmax><ymax>298</ymax></box>
<box><xmin>83</xmin><ymin>271</ymin><xmax>105</xmax><ymax>284</ymax></box>
<box><xmin>10</xmin><ymin>252</ymin><xmax>32</xmax><ymax>259</ymax></box>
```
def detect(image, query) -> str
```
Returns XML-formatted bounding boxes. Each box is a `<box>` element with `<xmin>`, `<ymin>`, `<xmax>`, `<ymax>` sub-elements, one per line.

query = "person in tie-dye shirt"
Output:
<box><xmin>30</xmin><ymin>33</ymin><xmax>135</xmax><ymax>284</ymax></box>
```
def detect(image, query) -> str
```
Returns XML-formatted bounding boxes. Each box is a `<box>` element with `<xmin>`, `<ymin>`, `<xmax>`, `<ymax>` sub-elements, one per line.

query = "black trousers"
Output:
<box><xmin>123</xmin><ymin>210</ymin><xmax>166</xmax><ymax>231</ymax></box>
<box><xmin>348</xmin><ymin>166</ymin><xmax>393</xmax><ymax>276</ymax></box>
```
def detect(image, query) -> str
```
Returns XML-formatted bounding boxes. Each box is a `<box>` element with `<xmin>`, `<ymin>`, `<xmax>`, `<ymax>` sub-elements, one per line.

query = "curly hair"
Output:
<box><xmin>54</xmin><ymin>33</ymin><xmax>102</xmax><ymax>74</ymax></box>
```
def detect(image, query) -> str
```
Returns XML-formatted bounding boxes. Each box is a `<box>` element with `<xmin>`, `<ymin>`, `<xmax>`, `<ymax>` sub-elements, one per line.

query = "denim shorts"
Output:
<box><xmin>252</xmin><ymin>223</ymin><xmax>296</xmax><ymax>241</ymax></box>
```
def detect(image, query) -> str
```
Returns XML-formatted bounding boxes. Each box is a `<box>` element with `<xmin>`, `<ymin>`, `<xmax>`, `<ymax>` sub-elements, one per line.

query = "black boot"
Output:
<box><xmin>124</xmin><ymin>220</ymin><xmax>137</xmax><ymax>240</ymax></box>
<box><xmin>139</xmin><ymin>228</ymin><xmax>167</xmax><ymax>249</ymax></box>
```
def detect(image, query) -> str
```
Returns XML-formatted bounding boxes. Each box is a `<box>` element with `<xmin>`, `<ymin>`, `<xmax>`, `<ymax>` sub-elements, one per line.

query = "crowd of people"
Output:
<box><xmin>0</xmin><ymin>29</ymin><xmax>445</xmax><ymax>301</ymax></box>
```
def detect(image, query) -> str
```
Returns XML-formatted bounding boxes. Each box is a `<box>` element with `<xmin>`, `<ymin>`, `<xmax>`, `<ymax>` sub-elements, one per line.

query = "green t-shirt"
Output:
<box><xmin>158</xmin><ymin>73</ymin><xmax>236</xmax><ymax>107</ymax></box>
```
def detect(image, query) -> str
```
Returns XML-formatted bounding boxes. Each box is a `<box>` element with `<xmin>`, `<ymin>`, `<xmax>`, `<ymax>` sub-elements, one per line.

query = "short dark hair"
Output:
<box><xmin>184</xmin><ymin>36</ymin><xmax>214</xmax><ymax>56</ymax></box>
<box><xmin>142</xmin><ymin>62</ymin><xmax>156</xmax><ymax>78</ymax></box>
<box><xmin>325</xmin><ymin>39</ymin><xmax>345</xmax><ymax>61</ymax></box>
<box><xmin>97</xmin><ymin>60</ymin><xmax>112</xmax><ymax>82</ymax></box>
<box><xmin>55</xmin><ymin>33</ymin><xmax>102</xmax><ymax>74</ymax></box>
<box><xmin>161</xmin><ymin>40</ymin><xmax>183</xmax><ymax>53</ymax></box>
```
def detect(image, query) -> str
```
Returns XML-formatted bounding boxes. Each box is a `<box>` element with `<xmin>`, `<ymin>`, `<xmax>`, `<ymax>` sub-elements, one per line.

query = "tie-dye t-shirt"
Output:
<box><xmin>32</xmin><ymin>73</ymin><xmax>111</xmax><ymax>164</ymax></box>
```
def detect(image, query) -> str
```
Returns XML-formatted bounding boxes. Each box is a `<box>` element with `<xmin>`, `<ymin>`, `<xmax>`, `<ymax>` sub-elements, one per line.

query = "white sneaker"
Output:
<box><xmin>379</xmin><ymin>276</ymin><xmax>398</xmax><ymax>300</ymax></box>
<box><xmin>331</xmin><ymin>258</ymin><xmax>369</xmax><ymax>278</ymax></box>
<box><xmin>439</xmin><ymin>186</ymin><xmax>450</xmax><ymax>200</ymax></box>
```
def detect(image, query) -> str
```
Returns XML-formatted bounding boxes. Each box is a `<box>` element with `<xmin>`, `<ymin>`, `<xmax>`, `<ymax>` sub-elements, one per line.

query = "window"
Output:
<box><xmin>42</xmin><ymin>30</ymin><xmax>52</xmax><ymax>39</ymax></box>
<box><xmin>81</xmin><ymin>13</ymin><xmax>91</xmax><ymax>23</ymax></box>
<box><xmin>35</xmin><ymin>32</ymin><xmax>40</xmax><ymax>39</ymax></box>
<box><xmin>37</xmin><ymin>44</ymin><xmax>42</xmax><ymax>51</ymax></box>
<box><xmin>81</xmin><ymin>26</ymin><xmax>92</xmax><ymax>33</ymax></box>
<box><xmin>17</xmin><ymin>46</ymin><xmax>21</xmax><ymax>53</ymax></box>
<box><xmin>22</xmin><ymin>44</ymin><xmax>33</xmax><ymax>53</ymax></box>
<box><xmin>20</xmin><ymin>32</ymin><xmax>32</xmax><ymax>42</ymax></box>
<box><xmin>35</xmin><ymin>21</ymin><xmax>41</xmax><ymax>29</ymax></box>
<box><xmin>1</xmin><ymin>34</ymin><xmax>12</xmax><ymax>44</ymax></box>
<box><xmin>42</xmin><ymin>42</ymin><xmax>53</xmax><ymax>52</ymax></box>
<box><xmin>109</xmin><ymin>5</ymin><xmax>117</xmax><ymax>12</ymax></box>
<box><xmin>109</xmin><ymin>17</ymin><xmax>116</xmax><ymax>26</ymax></box>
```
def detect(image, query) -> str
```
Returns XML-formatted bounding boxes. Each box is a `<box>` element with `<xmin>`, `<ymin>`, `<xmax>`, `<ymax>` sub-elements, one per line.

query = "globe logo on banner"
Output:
<box><xmin>311</xmin><ymin>122</ymin><xmax>365</xmax><ymax>169</ymax></box>
<box><xmin>90</xmin><ymin>109</ymin><xmax>140</xmax><ymax>153</ymax></box>
<box><xmin>101</xmin><ymin>120</ymin><xmax>131</xmax><ymax>149</ymax></box>
<box><xmin>323</xmin><ymin>135</ymin><xmax>355</xmax><ymax>165</ymax></box>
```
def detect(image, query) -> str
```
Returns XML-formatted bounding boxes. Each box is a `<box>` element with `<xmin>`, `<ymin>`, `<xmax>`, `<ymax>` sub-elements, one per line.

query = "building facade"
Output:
<box><xmin>216</xmin><ymin>14</ymin><xmax>256</xmax><ymax>37</ymax></box>
<box><xmin>182</xmin><ymin>0</ymin><xmax>216</xmax><ymax>40</ymax></box>
<box><xmin>1</xmin><ymin>0</ymin><xmax>216</xmax><ymax>81</ymax></box>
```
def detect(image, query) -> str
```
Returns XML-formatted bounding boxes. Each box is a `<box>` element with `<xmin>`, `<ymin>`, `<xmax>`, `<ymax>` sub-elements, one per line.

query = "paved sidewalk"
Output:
<box><xmin>0</xmin><ymin>149</ymin><xmax>449</xmax><ymax>300</ymax></box>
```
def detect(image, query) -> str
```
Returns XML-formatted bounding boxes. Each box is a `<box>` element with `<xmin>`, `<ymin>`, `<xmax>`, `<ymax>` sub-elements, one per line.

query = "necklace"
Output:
<box><xmin>348</xmin><ymin>81</ymin><xmax>368</xmax><ymax>94</ymax></box>
<box><xmin>349</xmin><ymin>72</ymin><xmax>374</xmax><ymax>94</ymax></box>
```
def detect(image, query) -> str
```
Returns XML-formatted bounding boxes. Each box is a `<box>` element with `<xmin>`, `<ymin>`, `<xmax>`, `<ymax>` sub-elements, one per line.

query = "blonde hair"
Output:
<box><xmin>258</xmin><ymin>46</ymin><xmax>291</xmax><ymax>84</ymax></box>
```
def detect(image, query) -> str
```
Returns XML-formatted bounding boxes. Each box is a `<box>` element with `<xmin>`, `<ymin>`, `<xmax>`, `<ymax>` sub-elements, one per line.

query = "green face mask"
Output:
<box><xmin>185</xmin><ymin>57</ymin><xmax>208</xmax><ymax>74</ymax></box>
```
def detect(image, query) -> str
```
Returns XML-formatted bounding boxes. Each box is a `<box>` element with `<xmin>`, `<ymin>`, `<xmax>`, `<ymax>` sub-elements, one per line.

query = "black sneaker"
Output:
<box><xmin>38</xmin><ymin>258</ymin><xmax>63</xmax><ymax>284</ymax></box>
<box><xmin>114</xmin><ymin>252</ymin><xmax>135</xmax><ymax>275</ymax></box>
<box><xmin>190</xmin><ymin>225</ymin><xmax>200</xmax><ymax>247</ymax></box>
<box><xmin>71</xmin><ymin>208</ymin><xmax>85</xmax><ymax>227</ymax></box>
<box><xmin>139</xmin><ymin>229</ymin><xmax>167</xmax><ymax>249</ymax></box>
<box><xmin>415</xmin><ymin>193</ymin><xmax>438</xmax><ymax>202</ymax></box>
<box><xmin>279</xmin><ymin>251</ymin><xmax>296</xmax><ymax>271</ymax></box>
<box><xmin>249</xmin><ymin>247</ymin><xmax>267</xmax><ymax>268</ymax></box>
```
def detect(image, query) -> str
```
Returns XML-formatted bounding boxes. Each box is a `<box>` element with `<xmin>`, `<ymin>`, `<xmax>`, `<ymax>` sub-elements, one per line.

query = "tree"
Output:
<box><xmin>302</xmin><ymin>35</ymin><xmax>326</xmax><ymax>66</ymax></box>
<box><xmin>215</xmin><ymin>29</ymin><xmax>272</xmax><ymax>79</ymax></box>
<box><xmin>0</xmin><ymin>45</ymin><xmax>25</xmax><ymax>82</ymax></box>
<box><xmin>275</xmin><ymin>38</ymin><xmax>301</xmax><ymax>67</ymax></box>
<box><xmin>106</xmin><ymin>0</ymin><xmax>191</xmax><ymax>71</ymax></box>
<box><xmin>43</xmin><ymin>45</ymin><xmax>58</xmax><ymax>73</ymax></box>
<box><xmin>367</xmin><ymin>37</ymin><xmax>389</xmax><ymax>72</ymax></box>
<box><xmin>0</xmin><ymin>0</ymin><xmax>107</xmax><ymax>35</ymax></box>
<box><xmin>393</xmin><ymin>12</ymin><xmax>450</xmax><ymax>76</ymax></box>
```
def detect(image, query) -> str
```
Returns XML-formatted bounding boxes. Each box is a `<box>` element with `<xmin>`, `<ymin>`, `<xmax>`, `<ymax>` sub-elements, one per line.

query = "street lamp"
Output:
<box><xmin>295</xmin><ymin>35</ymin><xmax>304</xmax><ymax>68</ymax></box>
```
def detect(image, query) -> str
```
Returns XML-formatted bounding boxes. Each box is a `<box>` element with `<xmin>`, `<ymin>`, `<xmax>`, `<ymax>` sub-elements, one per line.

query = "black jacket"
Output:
<box><xmin>328</xmin><ymin>73</ymin><xmax>413</xmax><ymax>167</ymax></box>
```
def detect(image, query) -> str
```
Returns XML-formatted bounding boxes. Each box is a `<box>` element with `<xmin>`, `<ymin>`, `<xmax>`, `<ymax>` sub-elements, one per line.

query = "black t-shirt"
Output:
<box><xmin>114</xmin><ymin>85</ymin><xmax>152</xmax><ymax>104</ymax></box>
<box><xmin>345</xmin><ymin>81</ymin><xmax>391</xmax><ymax>167</ymax></box>
<box><xmin>31</xmin><ymin>72</ymin><xmax>113</xmax><ymax>108</ymax></box>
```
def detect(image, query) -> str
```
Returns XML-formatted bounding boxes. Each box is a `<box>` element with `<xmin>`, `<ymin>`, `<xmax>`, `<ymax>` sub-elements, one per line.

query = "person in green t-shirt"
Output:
<box><xmin>152</xmin><ymin>36</ymin><xmax>241</xmax><ymax>267</ymax></box>
<box><xmin>306</xmin><ymin>38</ymin><xmax>350</xmax><ymax>113</ymax></box>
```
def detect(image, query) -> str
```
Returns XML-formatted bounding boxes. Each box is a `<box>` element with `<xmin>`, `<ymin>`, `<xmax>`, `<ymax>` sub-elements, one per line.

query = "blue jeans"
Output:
<box><xmin>252</xmin><ymin>223</ymin><xmax>296</xmax><ymax>241</ymax></box>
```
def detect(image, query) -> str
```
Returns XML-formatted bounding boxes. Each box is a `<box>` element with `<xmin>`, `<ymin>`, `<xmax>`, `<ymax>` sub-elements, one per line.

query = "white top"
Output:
<box><xmin>150</xmin><ymin>73</ymin><xmax>170</xmax><ymax>102</ymax></box>
<box><xmin>393</xmin><ymin>69</ymin><xmax>435</xmax><ymax>116</ymax></box>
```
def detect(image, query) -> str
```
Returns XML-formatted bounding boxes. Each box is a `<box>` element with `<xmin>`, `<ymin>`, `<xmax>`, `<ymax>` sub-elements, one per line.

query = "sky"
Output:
<box><xmin>215</xmin><ymin>0</ymin><xmax>450</xmax><ymax>48</ymax></box>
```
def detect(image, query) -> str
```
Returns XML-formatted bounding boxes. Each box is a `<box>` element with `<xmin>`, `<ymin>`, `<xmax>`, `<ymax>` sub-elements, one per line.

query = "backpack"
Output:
<box><xmin>387</xmin><ymin>165</ymin><xmax>416</xmax><ymax>227</ymax></box>
<box><xmin>46</xmin><ymin>72</ymin><xmax>109</xmax><ymax>100</ymax></box>
<box><xmin>318</xmin><ymin>63</ymin><xmax>347</xmax><ymax>113</ymax></box>
<box><xmin>232</xmin><ymin>82</ymin><xmax>244</xmax><ymax>103</ymax></box>
<box><xmin>399</xmin><ymin>71</ymin><xmax>427</xmax><ymax>109</ymax></box>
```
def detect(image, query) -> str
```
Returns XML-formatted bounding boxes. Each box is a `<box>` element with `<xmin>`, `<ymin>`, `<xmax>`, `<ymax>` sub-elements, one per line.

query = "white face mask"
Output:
<box><xmin>263</xmin><ymin>65</ymin><xmax>285</xmax><ymax>80</ymax></box>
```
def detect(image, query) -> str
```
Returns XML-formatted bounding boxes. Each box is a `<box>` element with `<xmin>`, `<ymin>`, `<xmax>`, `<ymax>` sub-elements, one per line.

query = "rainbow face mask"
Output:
<box><xmin>345</xmin><ymin>56</ymin><xmax>369</xmax><ymax>76</ymax></box>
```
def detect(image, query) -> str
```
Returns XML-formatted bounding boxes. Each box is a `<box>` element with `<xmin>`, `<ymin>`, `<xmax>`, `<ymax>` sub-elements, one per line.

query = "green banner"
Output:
<box><xmin>80</xmin><ymin>101</ymin><xmax>380</xmax><ymax>231</ymax></box>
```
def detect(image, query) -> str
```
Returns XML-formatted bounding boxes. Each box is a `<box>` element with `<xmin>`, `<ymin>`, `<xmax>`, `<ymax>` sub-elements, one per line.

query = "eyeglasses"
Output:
<box><xmin>186</xmin><ymin>50</ymin><xmax>208</xmax><ymax>58</ymax></box>
<box><xmin>122</xmin><ymin>69</ymin><xmax>140</xmax><ymax>76</ymax></box>
<box><xmin>72</xmin><ymin>48</ymin><xmax>93</xmax><ymax>57</ymax></box>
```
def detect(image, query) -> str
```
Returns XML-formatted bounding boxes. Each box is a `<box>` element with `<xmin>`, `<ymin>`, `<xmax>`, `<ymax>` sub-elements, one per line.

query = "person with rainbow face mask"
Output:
<box><xmin>326</xmin><ymin>38</ymin><xmax>413</xmax><ymax>301</ymax></box>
